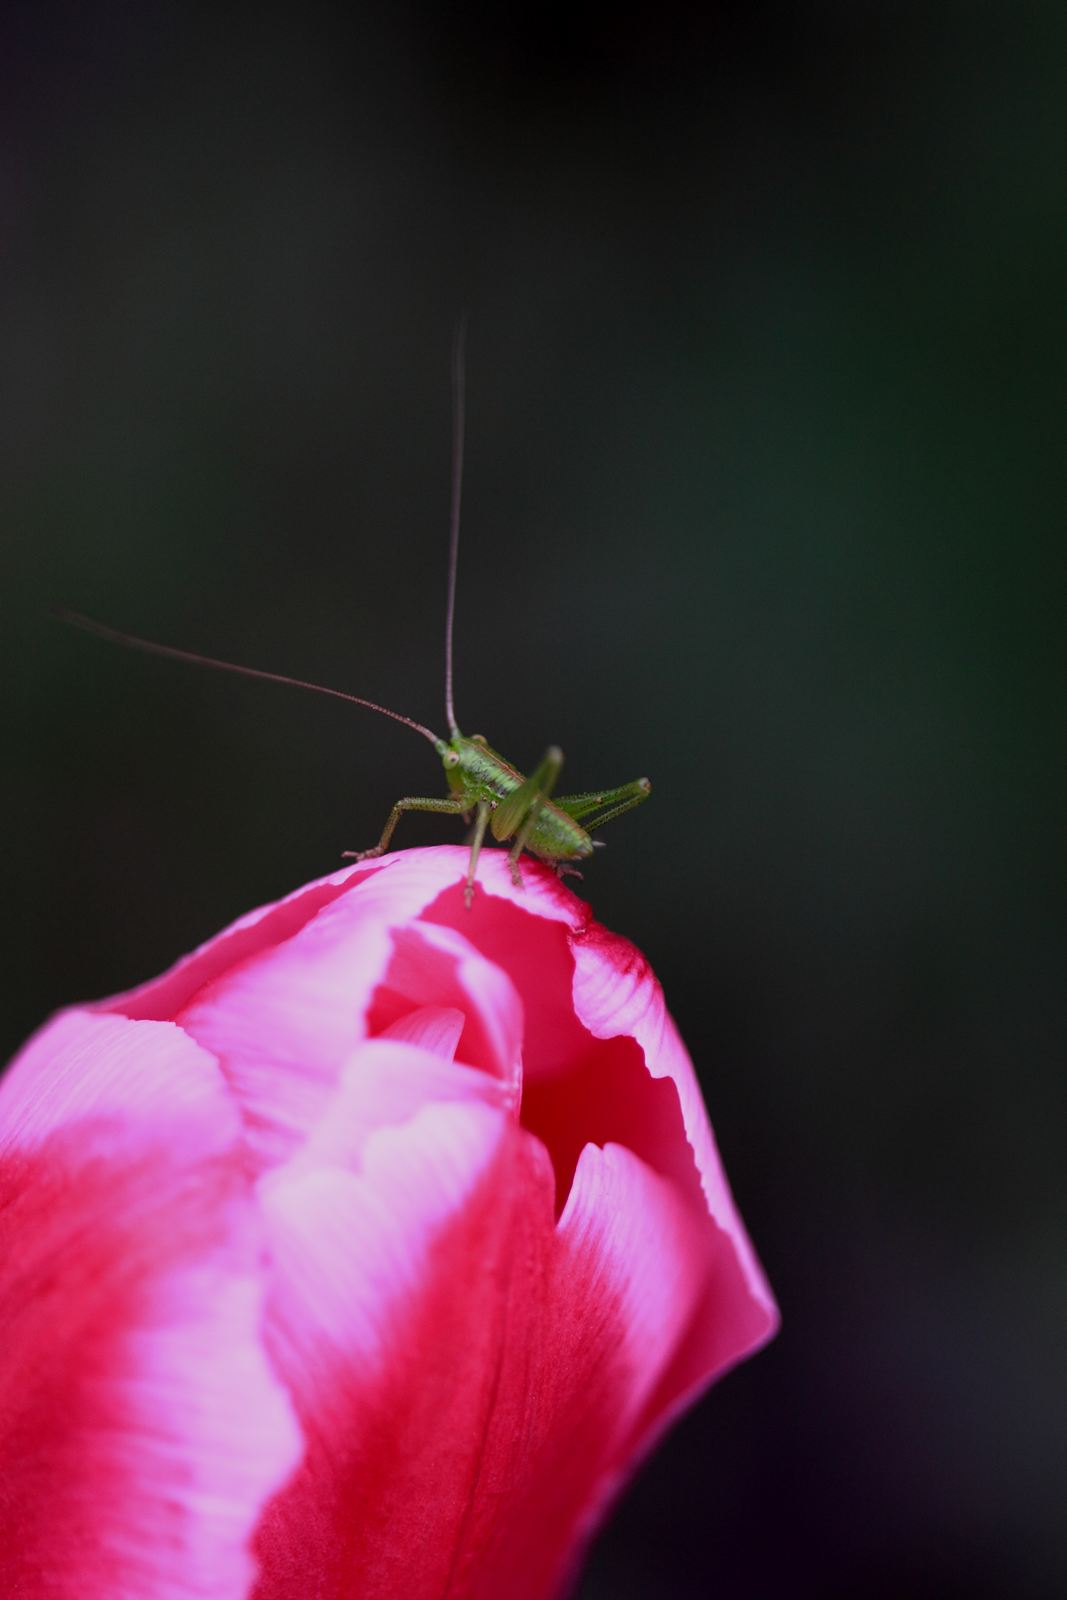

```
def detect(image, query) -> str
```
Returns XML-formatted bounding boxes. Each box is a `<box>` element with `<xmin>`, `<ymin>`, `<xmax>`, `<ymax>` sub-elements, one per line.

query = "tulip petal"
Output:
<box><xmin>97</xmin><ymin>867</ymin><xmax>381</xmax><ymax>1024</ymax></box>
<box><xmin>133</xmin><ymin>893</ymin><xmax>522</xmax><ymax>1169</ymax></box>
<box><xmin>415</xmin><ymin>851</ymin><xmax>780</xmax><ymax>1397</ymax></box>
<box><xmin>8</xmin><ymin>845</ymin><xmax>777</xmax><ymax>1600</ymax></box>
<box><xmin>252</xmin><ymin>1091</ymin><xmax>707</xmax><ymax>1600</ymax></box>
<box><xmin>569</xmin><ymin>926</ymin><xmax>779</xmax><ymax>1405</ymax></box>
<box><xmin>270</xmin><ymin>1036</ymin><xmax>518</xmax><ymax>1183</ymax></box>
<box><xmin>453</xmin><ymin>1137</ymin><xmax>711</xmax><ymax>1600</ymax></box>
<box><xmin>0</xmin><ymin>1009</ymin><xmax>238</xmax><ymax>1151</ymax></box>
<box><xmin>365</xmin><ymin>920</ymin><xmax>523</xmax><ymax>1090</ymax></box>
<box><xmin>0</xmin><ymin>1014</ymin><xmax>301</xmax><ymax>1599</ymax></box>
<box><xmin>253</xmin><ymin>1100</ymin><xmax>524</xmax><ymax>1600</ymax></box>
<box><xmin>377</xmin><ymin>1002</ymin><xmax>465</xmax><ymax>1056</ymax></box>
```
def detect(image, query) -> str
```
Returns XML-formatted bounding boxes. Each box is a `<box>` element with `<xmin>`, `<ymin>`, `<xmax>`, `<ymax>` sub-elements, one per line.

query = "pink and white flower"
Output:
<box><xmin>0</xmin><ymin>845</ymin><xmax>777</xmax><ymax>1599</ymax></box>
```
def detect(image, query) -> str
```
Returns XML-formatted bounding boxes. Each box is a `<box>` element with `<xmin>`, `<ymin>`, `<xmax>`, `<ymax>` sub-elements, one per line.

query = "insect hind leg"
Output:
<box><xmin>556</xmin><ymin>777</ymin><xmax>651</xmax><ymax>832</ymax></box>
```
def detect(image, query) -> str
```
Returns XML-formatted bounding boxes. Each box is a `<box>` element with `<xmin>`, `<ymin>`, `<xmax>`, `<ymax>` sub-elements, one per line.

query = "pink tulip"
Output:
<box><xmin>0</xmin><ymin>845</ymin><xmax>777</xmax><ymax>1599</ymax></box>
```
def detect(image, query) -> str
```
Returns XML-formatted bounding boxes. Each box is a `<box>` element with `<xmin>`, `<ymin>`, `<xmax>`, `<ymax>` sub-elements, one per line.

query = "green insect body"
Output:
<box><xmin>346</xmin><ymin>729</ymin><xmax>650</xmax><ymax>907</ymax></box>
<box><xmin>61</xmin><ymin>329</ymin><xmax>651</xmax><ymax>908</ymax></box>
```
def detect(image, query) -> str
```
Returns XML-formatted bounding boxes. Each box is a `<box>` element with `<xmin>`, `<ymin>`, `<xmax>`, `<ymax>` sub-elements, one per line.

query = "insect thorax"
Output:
<box><xmin>441</xmin><ymin>734</ymin><xmax>593</xmax><ymax>861</ymax></box>
<box><xmin>441</xmin><ymin>735</ymin><xmax>521</xmax><ymax>800</ymax></box>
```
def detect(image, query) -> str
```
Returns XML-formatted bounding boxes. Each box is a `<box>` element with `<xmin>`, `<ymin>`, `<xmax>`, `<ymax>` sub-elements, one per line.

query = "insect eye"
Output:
<box><xmin>443</xmin><ymin>750</ymin><xmax>460</xmax><ymax>768</ymax></box>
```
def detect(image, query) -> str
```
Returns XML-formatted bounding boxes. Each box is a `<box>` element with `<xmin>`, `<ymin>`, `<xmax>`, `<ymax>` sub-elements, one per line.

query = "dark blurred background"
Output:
<box><xmin>2</xmin><ymin>2</ymin><xmax>1064</xmax><ymax>1595</ymax></box>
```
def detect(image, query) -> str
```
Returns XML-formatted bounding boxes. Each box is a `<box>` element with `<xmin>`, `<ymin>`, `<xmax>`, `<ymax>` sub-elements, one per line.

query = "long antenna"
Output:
<box><xmin>444</xmin><ymin>317</ymin><xmax>466</xmax><ymax>737</ymax></box>
<box><xmin>56</xmin><ymin>609</ymin><xmax>442</xmax><ymax>745</ymax></box>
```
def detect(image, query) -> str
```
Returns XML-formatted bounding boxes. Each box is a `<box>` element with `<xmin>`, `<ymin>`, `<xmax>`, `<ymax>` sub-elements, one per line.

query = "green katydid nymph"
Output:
<box><xmin>60</xmin><ymin>330</ymin><xmax>651</xmax><ymax>908</ymax></box>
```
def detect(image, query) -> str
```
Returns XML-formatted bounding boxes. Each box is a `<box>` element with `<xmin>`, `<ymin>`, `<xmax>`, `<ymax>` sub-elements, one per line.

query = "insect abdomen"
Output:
<box><xmin>526</xmin><ymin>802</ymin><xmax>593</xmax><ymax>862</ymax></box>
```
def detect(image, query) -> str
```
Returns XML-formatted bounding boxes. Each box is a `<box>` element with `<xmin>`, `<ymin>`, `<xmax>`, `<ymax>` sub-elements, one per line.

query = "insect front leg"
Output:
<box><xmin>490</xmin><ymin>745</ymin><xmax>564</xmax><ymax>886</ymax></box>
<box><xmin>343</xmin><ymin>795</ymin><xmax>470</xmax><ymax>862</ymax></box>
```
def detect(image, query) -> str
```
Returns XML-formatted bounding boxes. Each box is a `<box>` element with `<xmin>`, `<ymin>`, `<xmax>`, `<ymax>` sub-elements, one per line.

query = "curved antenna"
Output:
<box><xmin>443</xmin><ymin>316</ymin><xmax>466</xmax><ymax>737</ymax></box>
<box><xmin>56</xmin><ymin>609</ymin><xmax>442</xmax><ymax>745</ymax></box>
